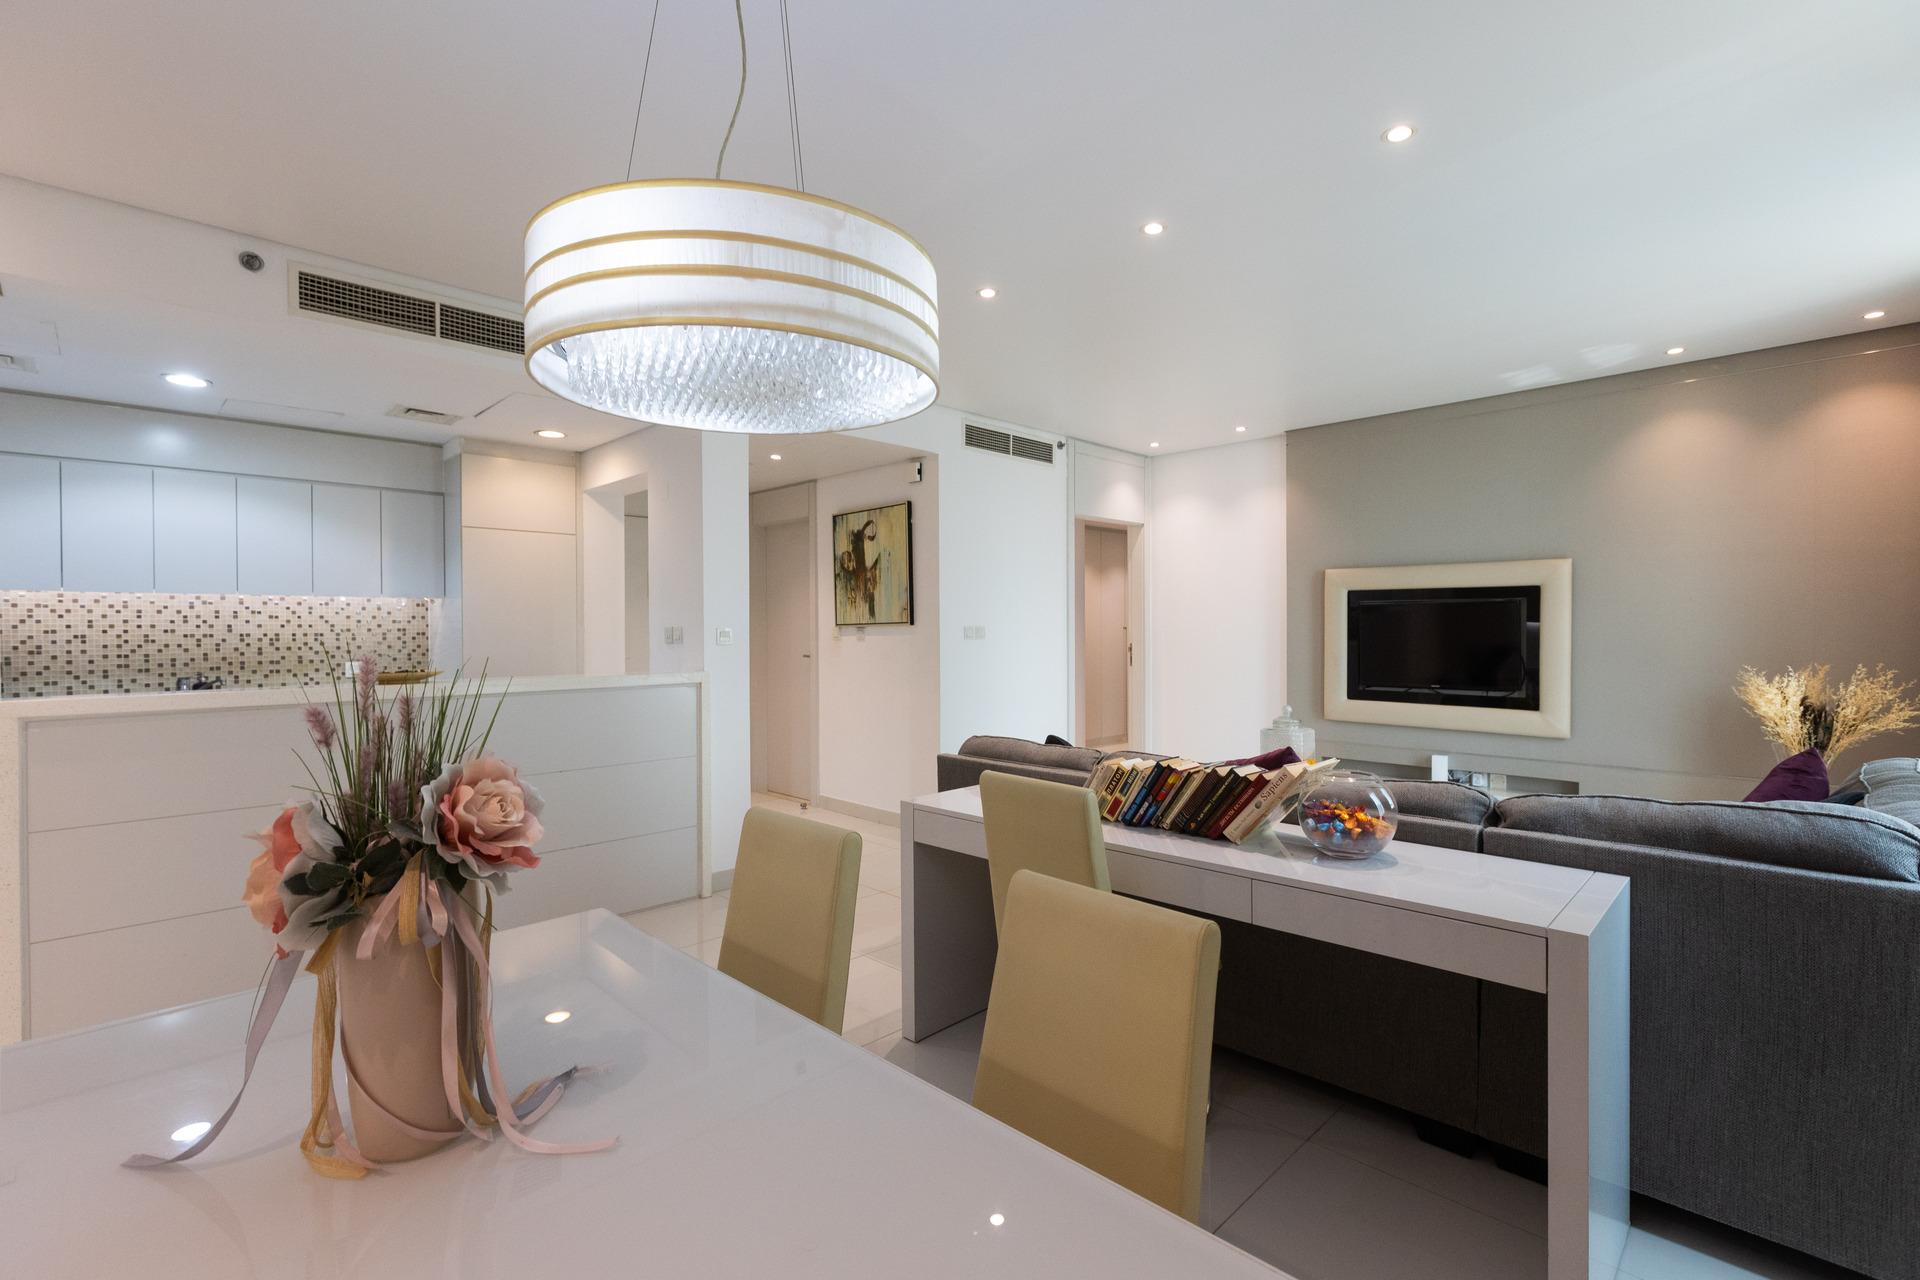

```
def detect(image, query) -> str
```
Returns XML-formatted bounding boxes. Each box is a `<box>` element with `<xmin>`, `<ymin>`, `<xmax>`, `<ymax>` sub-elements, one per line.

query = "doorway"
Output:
<box><xmin>753</xmin><ymin>517</ymin><xmax>816</xmax><ymax>800</ymax></box>
<box><xmin>1080</xmin><ymin>523</ymin><xmax>1131</xmax><ymax>748</ymax></box>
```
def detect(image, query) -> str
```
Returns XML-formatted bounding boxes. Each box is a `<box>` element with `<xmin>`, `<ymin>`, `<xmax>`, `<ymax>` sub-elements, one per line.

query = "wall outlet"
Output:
<box><xmin>963</xmin><ymin>624</ymin><xmax>987</xmax><ymax>640</ymax></box>
<box><xmin>1470</xmin><ymin>771</ymin><xmax>1490</xmax><ymax>788</ymax></box>
<box><xmin>715</xmin><ymin>626</ymin><xmax>734</xmax><ymax>646</ymax></box>
<box><xmin>1489</xmin><ymin>773</ymin><xmax>1509</xmax><ymax>792</ymax></box>
<box><xmin>663</xmin><ymin>625</ymin><xmax>684</xmax><ymax>646</ymax></box>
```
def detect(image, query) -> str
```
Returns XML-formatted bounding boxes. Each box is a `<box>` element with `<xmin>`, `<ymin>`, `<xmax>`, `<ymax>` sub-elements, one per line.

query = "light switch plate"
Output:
<box><xmin>716</xmin><ymin>627</ymin><xmax>734</xmax><ymax>646</ymax></box>
<box><xmin>664</xmin><ymin>625</ymin><xmax>684</xmax><ymax>645</ymax></box>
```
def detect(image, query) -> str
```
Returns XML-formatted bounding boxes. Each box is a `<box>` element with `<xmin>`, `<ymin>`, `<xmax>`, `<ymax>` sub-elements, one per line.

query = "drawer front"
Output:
<box><xmin>1108</xmin><ymin>850</ymin><xmax>1254</xmax><ymax>923</ymax></box>
<box><xmin>1251</xmin><ymin>881</ymin><xmax>1546</xmax><ymax>992</ymax></box>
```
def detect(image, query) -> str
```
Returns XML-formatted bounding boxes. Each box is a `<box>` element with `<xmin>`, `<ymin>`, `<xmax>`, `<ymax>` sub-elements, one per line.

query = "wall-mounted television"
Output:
<box><xmin>1347</xmin><ymin>586</ymin><xmax>1540</xmax><ymax>710</ymax></box>
<box><xmin>1323</xmin><ymin>559</ymin><xmax>1571</xmax><ymax>739</ymax></box>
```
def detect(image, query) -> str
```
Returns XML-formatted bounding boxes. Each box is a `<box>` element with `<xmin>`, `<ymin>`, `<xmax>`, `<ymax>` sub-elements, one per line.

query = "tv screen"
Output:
<box><xmin>1347</xmin><ymin>586</ymin><xmax>1541</xmax><ymax>710</ymax></box>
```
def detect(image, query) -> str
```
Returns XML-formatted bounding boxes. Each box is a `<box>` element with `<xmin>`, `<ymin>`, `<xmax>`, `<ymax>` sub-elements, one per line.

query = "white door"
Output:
<box><xmin>1083</xmin><ymin>525</ymin><xmax>1129</xmax><ymax>746</ymax></box>
<box><xmin>758</xmin><ymin>519</ymin><xmax>815</xmax><ymax>799</ymax></box>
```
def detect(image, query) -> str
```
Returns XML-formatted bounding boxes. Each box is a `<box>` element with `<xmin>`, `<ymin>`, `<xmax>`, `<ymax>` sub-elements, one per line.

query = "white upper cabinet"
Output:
<box><xmin>236</xmin><ymin>477</ymin><xmax>313</xmax><ymax>595</ymax></box>
<box><xmin>0</xmin><ymin>454</ymin><xmax>62</xmax><ymax>589</ymax></box>
<box><xmin>380</xmin><ymin>490</ymin><xmax>445</xmax><ymax>597</ymax></box>
<box><xmin>153</xmin><ymin>469</ymin><xmax>238</xmax><ymax>593</ymax></box>
<box><xmin>311</xmin><ymin>484</ymin><xmax>383</xmax><ymax>596</ymax></box>
<box><xmin>61</xmin><ymin>461</ymin><xmax>154</xmax><ymax>592</ymax></box>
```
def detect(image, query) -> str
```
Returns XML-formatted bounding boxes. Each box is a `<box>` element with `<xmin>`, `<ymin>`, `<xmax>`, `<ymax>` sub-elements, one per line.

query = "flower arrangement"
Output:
<box><xmin>1734</xmin><ymin>663</ymin><xmax>1920</xmax><ymax>765</ymax></box>
<box><xmin>129</xmin><ymin>657</ymin><xmax>610</xmax><ymax>1177</ymax></box>
<box><xmin>243</xmin><ymin>656</ymin><xmax>539</xmax><ymax>954</ymax></box>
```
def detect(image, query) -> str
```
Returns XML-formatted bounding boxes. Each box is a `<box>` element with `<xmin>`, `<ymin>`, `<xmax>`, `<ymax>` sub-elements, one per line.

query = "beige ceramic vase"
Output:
<box><xmin>336</xmin><ymin>916</ymin><xmax>462</xmax><ymax>1162</ymax></box>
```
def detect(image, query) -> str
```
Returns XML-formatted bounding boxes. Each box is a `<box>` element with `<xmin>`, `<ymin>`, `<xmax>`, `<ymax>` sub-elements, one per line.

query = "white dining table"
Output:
<box><xmin>0</xmin><ymin>908</ymin><xmax>1288</xmax><ymax>1279</ymax></box>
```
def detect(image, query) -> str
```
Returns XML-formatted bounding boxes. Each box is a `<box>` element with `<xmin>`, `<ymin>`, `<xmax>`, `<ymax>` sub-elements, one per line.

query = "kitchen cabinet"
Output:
<box><xmin>153</xmin><ymin>469</ymin><xmax>238</xmax><ymax>593</ymax></box>
<box><xmin>236</xmin><ymin>477</ymin><xmax>312</xmax><ymax>595</ymax></box>
<box><xmin>0</xmin><ymin>454</ymin><xmax>62</xmax><ymax>589</ymax></box>
<box><xmin>380</xmin><ymin>490</ymin><xmax>445</xmax><ymax>597</ymax></box>
<box><xmin>60</xmin><ymin>461</ymin><xmax>153</xmax><ymax>592</ymax></box>
<box><xmin>312</xmin><ymin>484</ymin><xmax>383</xmax><ymax>596</ymax></box>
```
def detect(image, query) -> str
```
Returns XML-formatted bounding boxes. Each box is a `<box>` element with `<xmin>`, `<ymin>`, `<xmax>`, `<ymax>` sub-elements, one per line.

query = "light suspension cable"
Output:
<box><xmin>714</xmin><ymin>0</ymin><xmax>747</xmax><ymax>178</ymax></box>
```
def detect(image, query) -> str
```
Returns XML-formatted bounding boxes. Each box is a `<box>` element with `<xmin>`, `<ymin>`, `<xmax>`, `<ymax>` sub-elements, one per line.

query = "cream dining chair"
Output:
<box><xmin>717</xmin><ymin>808</ymin><xmax>863</xmax><ymax>1032</ymax></box>
<box><xmin>978</xmin><ymin>769</ymin><xmax>1109</xmax><ymax>931</ymax></box>
<box><xmin>972</xmin><ymin>869</ymin><xmax>1222</xmax><ymax>1222</ymax></box>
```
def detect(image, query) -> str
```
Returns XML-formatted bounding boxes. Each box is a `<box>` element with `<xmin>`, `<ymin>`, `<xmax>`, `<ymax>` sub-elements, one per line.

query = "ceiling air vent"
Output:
<box><xmin>963</xmin><ymin>422</ymin><xmax>1054</xmax><ymax>465</ymax></box>
<box><xmin>439</xmin><ymin>303</ymin><xmax>525</xmax><ymax>355</ymax></box>
<box><xmin>0</xmin><ymin>353</ymin><xmax>36</xmax><ymax>373</ymax></box>
<box><xmin>293</xmin><ymin>267</ymin><xmax>522</xmax><ymax>357</ymax></box>
<box><xmin>386</xmin><ymin>404</ymin><xmax>463</xmax><ymax>427</ymax></box>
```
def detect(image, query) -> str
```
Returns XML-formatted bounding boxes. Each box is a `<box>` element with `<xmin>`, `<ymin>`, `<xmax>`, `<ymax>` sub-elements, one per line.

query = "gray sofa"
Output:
<box><xmin>933</xmin><ymin>737</ymin><xmax>1920</xmax><ymax>1279</ymax></box>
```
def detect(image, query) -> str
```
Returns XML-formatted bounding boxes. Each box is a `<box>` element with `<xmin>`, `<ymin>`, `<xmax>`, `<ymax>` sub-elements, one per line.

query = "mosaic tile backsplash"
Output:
<box><xmin>0</xmin><ymin>592</ymin><xmax>432</xmax><ymax>698</ymax></box>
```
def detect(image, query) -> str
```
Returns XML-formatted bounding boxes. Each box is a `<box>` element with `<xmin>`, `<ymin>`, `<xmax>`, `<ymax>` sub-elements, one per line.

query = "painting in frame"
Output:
<box><xmin>832</xmin><ymin>501</ymin><xmax>914</xmax><ymax>626</ymax></box>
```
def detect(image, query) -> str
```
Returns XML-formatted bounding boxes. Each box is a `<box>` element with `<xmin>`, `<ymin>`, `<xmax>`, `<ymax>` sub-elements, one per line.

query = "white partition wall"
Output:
<box><xmin>0</xmin><ymin>674</ymin><xmax>705</xmax><ymax>1041</ymax></box>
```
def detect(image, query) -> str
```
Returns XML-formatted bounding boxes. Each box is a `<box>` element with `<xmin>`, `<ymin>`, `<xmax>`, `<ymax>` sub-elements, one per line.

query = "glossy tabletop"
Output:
<box><xmin>910</xmin><ymin>786</ymin><xmax>1603</xmax><ymax>936</ymax></box>
<box><xmin>0</xmin><ymin>910</ymin><xmax>1286</xmax><ymax>1279</ymax></box>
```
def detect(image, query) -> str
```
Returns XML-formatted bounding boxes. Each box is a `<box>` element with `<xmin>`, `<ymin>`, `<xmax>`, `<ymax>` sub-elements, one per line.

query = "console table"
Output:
<box><xmin>901</xmin><ymin>786</ymin><xmax>1630</xmax><ymax>1280</ymax></box>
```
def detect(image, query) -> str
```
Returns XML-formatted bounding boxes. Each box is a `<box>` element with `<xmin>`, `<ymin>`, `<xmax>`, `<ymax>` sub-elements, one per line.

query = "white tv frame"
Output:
<box><xmin>1323</xmin><ymin>558</ymin><xmax>1572</xmax><ymax>739</ymax></box>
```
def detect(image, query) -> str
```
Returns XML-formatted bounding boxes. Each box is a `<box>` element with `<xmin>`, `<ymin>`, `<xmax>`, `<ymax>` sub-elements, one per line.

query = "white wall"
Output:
<box><xmin>814</xmin><ymin>458</ymin><xmax>940</xmax><ymax>813</ymax></box>
<box><xmin>579</xmin><ymin>427</ymin><xmax>751</xmax><ymax>877</ymax></box>
<box><xmin>452</xmin><ymin>446</ymin><xmax>580</xmax><ymax>677</ymax></box>
<box><xmin>624</xmin><ymin>516</ymin><xmax>649</xmax><ymax>672</ymax></box>
<box><xmin>1148</xmin><ymin>435</ymin><xmax>1287</xmax><ymax>761</ymax></box>
<box><xmin>862</xmin><ymin>406</ymin><xmax>1075</xmax><ymax>754</ymax></box>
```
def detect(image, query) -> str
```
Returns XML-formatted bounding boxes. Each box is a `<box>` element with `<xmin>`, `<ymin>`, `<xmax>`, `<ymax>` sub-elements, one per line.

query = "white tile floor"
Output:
<box><xmin>623</xmin><ymin>795</ymin><xmax>1869</xmax><ymax>1280</ymax></box>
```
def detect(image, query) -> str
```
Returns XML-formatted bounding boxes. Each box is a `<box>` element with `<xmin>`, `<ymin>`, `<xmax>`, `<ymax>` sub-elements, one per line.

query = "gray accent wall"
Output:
<box><xmin>1286</xmin><ymin>327</ymin><xmax>1920</xmax><ymax>800</ymax></box>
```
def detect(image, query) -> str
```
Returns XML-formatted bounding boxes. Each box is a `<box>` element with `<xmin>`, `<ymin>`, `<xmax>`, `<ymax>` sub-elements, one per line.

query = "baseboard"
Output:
<box><xmin>709</xmin><ymin>868</ymin><xmax>734</xmax><ymax>893</ymax></box>
<box><xmin>817</xmin><ymin>795</ymin><xmax>901</xmax><ymax>828</ymax></box>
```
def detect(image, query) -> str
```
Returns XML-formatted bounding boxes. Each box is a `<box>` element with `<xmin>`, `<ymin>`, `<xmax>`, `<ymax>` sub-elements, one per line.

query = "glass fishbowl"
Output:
<box><xmin>1296</xmin><ymin>771</ymin><xmax>1398</xmax><ymax>858</ymax></box>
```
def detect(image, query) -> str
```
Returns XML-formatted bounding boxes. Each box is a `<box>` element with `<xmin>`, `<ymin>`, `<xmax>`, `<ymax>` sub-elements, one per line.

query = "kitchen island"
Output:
<box><xmin>0</xmin><ymin>673</ymin><xmax>709</xmax><ymax>1042</ymax></box>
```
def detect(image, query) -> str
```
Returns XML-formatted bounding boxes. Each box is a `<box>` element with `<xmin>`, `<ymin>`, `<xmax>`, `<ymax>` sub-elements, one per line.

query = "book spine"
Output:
<box><xmin>1226</xmin><ymin>774</ymin><xmax>1292</xmax><ymax>844</ymax></box>
<box><xmin>1191</xmin><ymin>773</ymin><xmax>1246</xmax><ymax>837</ymax></box>
<box><xmin>1205</xmin><ymin>776</ymin><xmax>1265</xmax><ymax>840</ymax></box>
<box><xmin>1121</xmin><ymin>763</ymin><xmax>1166</xmax><ymax>825</ymax></box>
<box><xmin>1175</xmin><ymin>771</ymin><xmax>1227</xmax><ymax>834</ymax></box>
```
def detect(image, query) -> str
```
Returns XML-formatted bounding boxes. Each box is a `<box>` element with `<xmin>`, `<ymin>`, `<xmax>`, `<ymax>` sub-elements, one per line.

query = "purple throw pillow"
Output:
<box><xmin>1743</xmin><ymin>749</ymin><xmax>1830</xmax><ymax>803</ymax></box>
<box><xmin>1225</xmin><ymin>746</ymin><xmax>1302</xmax><ymax>771</ymax></box>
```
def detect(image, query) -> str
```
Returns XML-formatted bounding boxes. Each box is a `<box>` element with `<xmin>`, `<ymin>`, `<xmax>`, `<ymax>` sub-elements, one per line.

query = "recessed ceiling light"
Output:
<box><xmin>163</xmin><ymin>372</ymin><xmax>210</xmax><ymax>388</ymax></box>
<box><xmin>535</xmin><ymin>429</ymin><xmax>567</xmax><ymax>439</ymax></box>
<box><xmin>1863</xmin><ymin>310</ymin><xmax>1886</xmax><ymax>320</ymax></box>
<box><xmin>1148</xmin><ymin>441</ymin><xmax>1160</xmax><ymax>449</ymax></box>
<box><xmin>1141</xmin><ymin>221</ymin><xmax>1165</xmax><ymax>237</ymax></box>
<box><xmin>1665</xmin><ymin>347</ymin><xmax>1685</xmax><ymax>356</ymax></box>
<box><xmin>977</xmin><ymin>286</ymin><xmax>997</xmax><ymax>299</ymax></box>
<box><xmin>1234</xmin><ymin>424</ymin><xmax>1247</xmax><ymax>433</ymax></box>
<box><xmin>1381</xmin><ymin>123</ymin><xmax>1416</xmax><ymax>144</ymax></box>
<box><xmin>543</xmin><ymin>1009</ymin><xmax>572</xmax><ymax>1025</ymax></box>
<box><xmin>170</xmin><ymin>1121</ymin><xmax>212</xmax><ymax>1143</ymax></box>
<box><xmin>988</xmin><ymin>1213</ymin><xmax>1006</xmax><ymax>1228</ymax></box>
<box><xmin>769</xmin><ymin>453</ymin><xmax>782</xmax><ymax>461</ymax></box>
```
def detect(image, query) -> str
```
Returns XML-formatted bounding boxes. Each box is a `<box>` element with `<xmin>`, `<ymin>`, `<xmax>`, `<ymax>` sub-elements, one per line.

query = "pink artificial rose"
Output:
<box><xmin>242</xmin><ymin>806</ymin><xmax>301</xmax><ymax>935</ymax></box>
<box><xmin>423</xmin><ymin>757</ymin><xmax>545</xmax><ymax>886</ymax></box>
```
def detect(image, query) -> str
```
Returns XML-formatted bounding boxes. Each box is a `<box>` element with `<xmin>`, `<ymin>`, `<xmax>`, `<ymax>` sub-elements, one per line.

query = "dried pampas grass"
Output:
<box><xmin>1735</xmin><ymin>663</ymin><xmax>1920</xmax><ymax>764</ymax></box>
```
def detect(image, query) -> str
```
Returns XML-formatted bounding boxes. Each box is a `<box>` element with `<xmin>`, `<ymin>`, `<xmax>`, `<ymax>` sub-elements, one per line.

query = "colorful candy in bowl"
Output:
<box><xmin>1296</xmin><ymin>771</ymin><xmax>1398</xmax><ymax>858</ymax></box>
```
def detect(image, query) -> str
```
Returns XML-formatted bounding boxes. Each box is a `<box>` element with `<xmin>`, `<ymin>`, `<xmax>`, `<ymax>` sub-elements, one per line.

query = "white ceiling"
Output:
<box><xmin>1</xmin><ymin>0</ymin><xmax>1917</xmax><ymax>454</ymax></box>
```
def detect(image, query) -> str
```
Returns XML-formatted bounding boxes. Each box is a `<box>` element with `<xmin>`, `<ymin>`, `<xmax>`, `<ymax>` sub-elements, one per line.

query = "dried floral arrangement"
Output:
<box><xmin>1734</xmin><ymin>663</ymin><xmax>1920</xmax><ymax>764</ymax></box>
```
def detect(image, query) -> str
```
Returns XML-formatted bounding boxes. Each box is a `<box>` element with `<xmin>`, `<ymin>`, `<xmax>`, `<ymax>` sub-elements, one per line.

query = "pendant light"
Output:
<box><xmin>524</xmin><ymin>0</ymin><xmax>938</xmax><ymax>434</ymax></box>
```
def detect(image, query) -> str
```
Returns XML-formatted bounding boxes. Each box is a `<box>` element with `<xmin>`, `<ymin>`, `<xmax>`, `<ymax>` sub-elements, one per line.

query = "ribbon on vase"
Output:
<box><xmin>126</xmin><ymin>868</ymin><xmax>614</xmax><ymax>1173</ymax></box>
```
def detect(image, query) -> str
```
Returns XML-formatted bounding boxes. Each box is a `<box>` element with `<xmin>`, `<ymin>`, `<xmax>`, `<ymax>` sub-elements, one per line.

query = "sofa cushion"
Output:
<box><xmin>955</xmin><ymin>734</ymin><xmax>1105</xmax><ymax>775</ymax></box>
<box><xmin>1742</xmin><ymin>749</ymin><xmax>1829</xmax><ymax>803</ymax></box>
<box><xmin>1860</xmin><ymin>757</ymin><xmax>1920</xmax><ymax>827</ymax></box>
<box><xmin>1489</xmin><ymin>792</ymin><xmax>1920</xmax><ymax>883</ymax></box>
<box><xmin>1380</xmin><ymin>779</ymin><xmax>1495</xmax><ymax>826</ymax></box>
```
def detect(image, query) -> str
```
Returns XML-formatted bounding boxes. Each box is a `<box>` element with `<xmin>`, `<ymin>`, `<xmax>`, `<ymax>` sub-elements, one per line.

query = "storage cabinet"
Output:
<box><xmin>60</xmin><ymin>461</ymin><xmax>154</xmax><ymax>592</ymax></box>
<box><xmin>153</xmin><ymin>468</ymin><xmax>238</xmax><ymax>593</ymax></box>
<box><xmin>6</xmin><ymin>453</ymin><xmax>447</xmax><ymax>600</ymax></box>
<box><xmin>0</xmin><ymin>454</ymin><xmax>62</xmax><ymax>589</ymax></box>
<box><xmin>312</xmin><ymin>484</ymin><xmax>383</xmax><ymax>596</ymax></box>
<box><xmin>236</xmin><ymin>477</ymin><xmax>313</xmax><ymax>595</ymax></box>
<box><xmin>381</xmin><ymin>490</ymin><xmax>445</xmax><ymax>597</ymax></box>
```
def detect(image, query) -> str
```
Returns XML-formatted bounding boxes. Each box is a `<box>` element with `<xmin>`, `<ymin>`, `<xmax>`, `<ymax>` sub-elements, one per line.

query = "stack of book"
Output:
<box><xmin>1088</xmin><ymin>755</ymin><xmax>1339</xmax><ymax>845</ymax></box>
